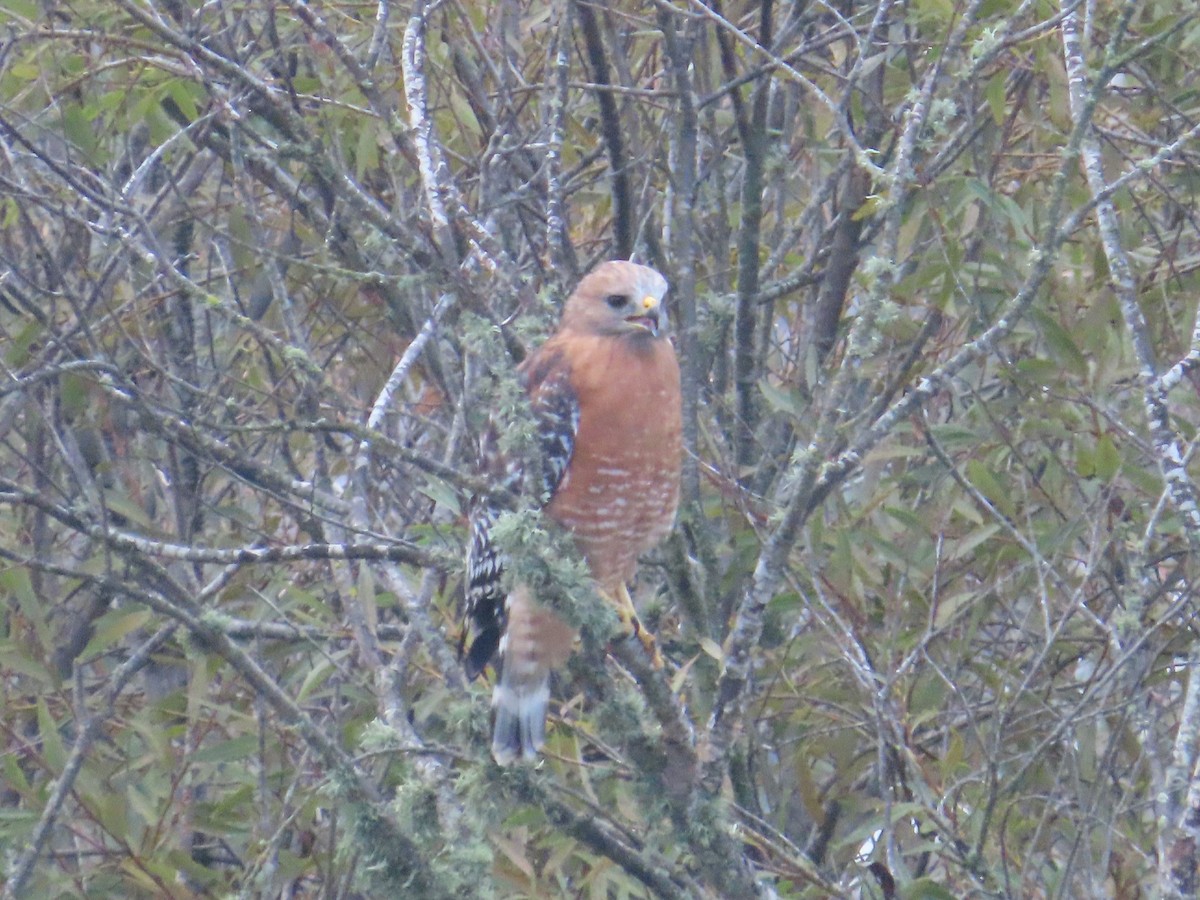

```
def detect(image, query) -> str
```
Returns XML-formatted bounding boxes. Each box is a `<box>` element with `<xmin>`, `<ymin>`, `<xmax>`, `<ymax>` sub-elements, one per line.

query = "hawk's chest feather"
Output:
<box><xmin>541</xmin><ymin>334</ymin><xmax>682</xmax><ymax>584</ymax></box>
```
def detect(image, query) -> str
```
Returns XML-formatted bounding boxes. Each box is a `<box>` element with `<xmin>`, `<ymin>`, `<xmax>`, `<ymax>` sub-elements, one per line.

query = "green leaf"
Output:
<box><xmin>1033</xmin><ymin>310</ymin><xmax>1087</xmax><ymax>378</ymax></box>
<box><xmin>38</xmin><ymin>698</ymin><xmax>67</xmax><ymax>772</ymax></box>
<box><xmin>0</xmin><ymin>640</ymin><xmax>53</xmax><ymax>683</ymax></box>
<box><xmin>965</xmin><ymin>459</ymin><xmax>1014</xmax><ymax>519</ymax></box>
<box><xmin>853</xmin><ymin>193</ymin><xmax>888</xmax><ymax>221</ymax></box>
<box><xmin>1094</xmin><ymin>433</ymin><xmax>1121</xmax><ymax>480</ymax></box>
<box><xmin>904</xmin><ymin>878</ymin><xmax>959</xmax><ymax>900</ymax></box>
<box><xmin>698</xmin><ymin>637</ymin><xmax>723</xmax><ymax>662</ymax></box>
<box><xmin>449</xmin><ymin>92</ymin><xmax>480</xmax><ymax>137</ymax></box>
<box><xmin>89</xmin><ymin>784</ymin><xmax>129</xmax><ymax>838</ymax></box>
<box><xmin>985</xmin><ymin>70</ymin><xmax>1007</xmax><ymax>126</ymax></box>
<box><xmin>0</xmin><ymin>808</ymin><xmax>38</xmax><ymax>841</ymax></box>
<box><xmin>1076</xmin><ymin>443</ymin><xmax>1095</xmax><ymax>478</ymax></box>
<box><xmin>1015</xmin><ymin>357</ymin><xmax>1062</xmax><ymax>385</ymax></box>
<box><xmin>98</xmin><ymin>486</ymin><xmax>153</xmax><ymax>530</ymax></box>
<box><xmin>7</xmin><ymin>62</ymin><xmax>40</xmax><ymax>80</ymax></box>
<box><xmin>297</xmin><ymin>658</ymin><xmax>335</xmax><ymax>703</ymax></box>
<box><xmin>909</xmin><ymin>677</ymin><xmax>947</xmax><ymax>725</ymax></box>
<box><xmin>4</xmin><ymin>318</ymin><xmax>42</xmax><ymax>367</ymax></box>
<box><xmin>933</xmin><ymin>589</ymin><xmax>979</xmax><ymax>628</ymax></box>
<box><xmin>419</xmin><ymin>475</ymin><xmax>461</xmax><ymax>515</ymax></box>
<box><xmin>928</xmin><ymin>424</ymin><xmax>981</xmax><ymax>448</ymax></box>
<box><xmin>759</xmin><ymin>378</ymin><xmax>805</xmax><ymax>418</ymax></box>
<box><xmin>59</xmin><ymin>372</ymin><xmax>90</xmax><ymax>417</ymax></box>
<box><xmin>190</xmin><ymin>733</ymin><xmax>260</xmax><ymax>764</ymax></box>
<box><xmin>2</xmin><ymin>752</ymin><xmax>31</xmax><ymax>797</ymax></box>
<box><xmin>884</xmin><ymin>506</ymin><xmax>927</xmax><ymax>532</ymax></box>
<box><xmin>1</xmin><ymin>567</ymin><xmax>52</xmax><ymax>651</ymax></box>
<box><xmin>355</xmin><ymin>119</ymin><xmax>380</xmax><ymax>181</ymax></box>
<box><xmin>947</xmin><ymin>523</ymin><xmax>1001</xmax><ymax>561</ymax></box>
<box><xmin>164</xmin><ymin>78</ymin><xmax>200</xmax><ymax>123</ymax></box>
<box><xmin>80</xmin><ymin>609</ymin><xmax>154</xmax><ymax>662</ymax></box>
<box><xmin>60</xmin><ymin>104</ymin><xmax>98</xmax><ymax>162</ymax></box>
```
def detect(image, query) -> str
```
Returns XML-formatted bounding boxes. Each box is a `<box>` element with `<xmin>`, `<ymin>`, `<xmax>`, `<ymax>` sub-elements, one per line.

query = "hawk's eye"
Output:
<box><xmin>604</xmin><ymin>294</ymin><xmax>628</xmax><ymax>309</ymax></box>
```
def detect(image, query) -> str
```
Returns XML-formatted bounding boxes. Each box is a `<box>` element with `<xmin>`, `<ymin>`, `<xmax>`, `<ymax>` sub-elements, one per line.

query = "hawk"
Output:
<box><xmin>465</xmin><ymin>261</ymin><xmax>682</xmax><ymax>764</ymax></box>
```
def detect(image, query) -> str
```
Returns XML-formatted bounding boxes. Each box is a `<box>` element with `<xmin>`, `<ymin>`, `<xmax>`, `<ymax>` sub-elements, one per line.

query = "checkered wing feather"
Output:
<box><xmin>463</xmin><ymin>351</ymin><xmax>579</xmax><ymax>680</ymax></box>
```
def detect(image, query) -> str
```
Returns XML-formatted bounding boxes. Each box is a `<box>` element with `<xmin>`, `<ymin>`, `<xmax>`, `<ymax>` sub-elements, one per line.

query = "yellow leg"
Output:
<box><xmin>609</xmin><ymin>583</ymin><xmax>663</xmax><ymax>669</ymax></box>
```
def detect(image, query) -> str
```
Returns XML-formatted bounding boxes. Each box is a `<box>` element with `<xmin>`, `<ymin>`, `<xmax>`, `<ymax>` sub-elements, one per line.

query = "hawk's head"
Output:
<box><xmin>561</xmin><ymin>260</ymin><xmax>669</xmax><ymax>339</ymax></box>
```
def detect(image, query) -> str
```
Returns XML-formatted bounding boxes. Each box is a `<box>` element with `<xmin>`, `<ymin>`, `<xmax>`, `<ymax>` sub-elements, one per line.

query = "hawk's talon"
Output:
<box><xmin>613</xmin><ymin>585</ymin><xmax>664</xmax><ymax>670</ymax></box>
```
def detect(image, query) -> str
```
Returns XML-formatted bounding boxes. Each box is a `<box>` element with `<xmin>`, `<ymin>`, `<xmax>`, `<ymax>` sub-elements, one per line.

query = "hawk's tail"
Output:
<box><xmin>491</xmin><ymin>668</ymin><xmax>551</xmax><ymax>765</ymax></box>
<box><xmin>490</xmin><ymin>584</ymin><xmax>575</xmax><ymax>765</ymax></box>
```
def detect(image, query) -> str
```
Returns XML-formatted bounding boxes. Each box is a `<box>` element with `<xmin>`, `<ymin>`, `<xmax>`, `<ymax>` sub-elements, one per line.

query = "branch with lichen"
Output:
<box><xmin>1057</xmin><ymin>1</ymin><xmax>1200</xmax><ymax>894</ymax></box>
<box><xmin>703</xmin><ymin>0</ymin><xmax>938</xmax><ymax>771</ymax></box>
<box><xmin>545</xmin><ymin>1</ymin><xmax>572</xmax><ymax>273</ymax></box>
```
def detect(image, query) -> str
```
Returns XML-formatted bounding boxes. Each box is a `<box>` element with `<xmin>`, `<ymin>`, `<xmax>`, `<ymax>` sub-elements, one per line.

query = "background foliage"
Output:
<box><xmin>2</xmin><ymin>0</ymin><xmax>1200</xmax><ymax>896</ymax></box>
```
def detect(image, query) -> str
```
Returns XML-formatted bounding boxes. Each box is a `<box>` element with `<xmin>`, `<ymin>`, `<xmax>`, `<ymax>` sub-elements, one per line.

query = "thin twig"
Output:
<box><xmin>3</xmin><ymin>625</ymin><xmax>178</xmax><ymax>900</ymax></box>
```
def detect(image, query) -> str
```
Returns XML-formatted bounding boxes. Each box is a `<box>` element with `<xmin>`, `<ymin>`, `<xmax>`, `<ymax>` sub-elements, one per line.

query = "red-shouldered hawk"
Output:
<box><xmin>465</xmin><ymin>261</ymin><xmax>682</xmax><ymax>764</ymax></box>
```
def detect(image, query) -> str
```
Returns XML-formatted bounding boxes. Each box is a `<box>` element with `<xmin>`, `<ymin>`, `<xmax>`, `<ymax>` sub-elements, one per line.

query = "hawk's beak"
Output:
<box><xmin>626</xmin><ymin>295</ymin><xmax>662</xmax><ymax>336</ymax></box>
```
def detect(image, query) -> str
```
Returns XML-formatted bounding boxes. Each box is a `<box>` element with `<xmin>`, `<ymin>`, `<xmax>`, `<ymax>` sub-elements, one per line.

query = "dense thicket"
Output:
<box><xmin>2</xmin><ymin>0</ymin><xmax>1200</xmax><ymax>896</ymax></box>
